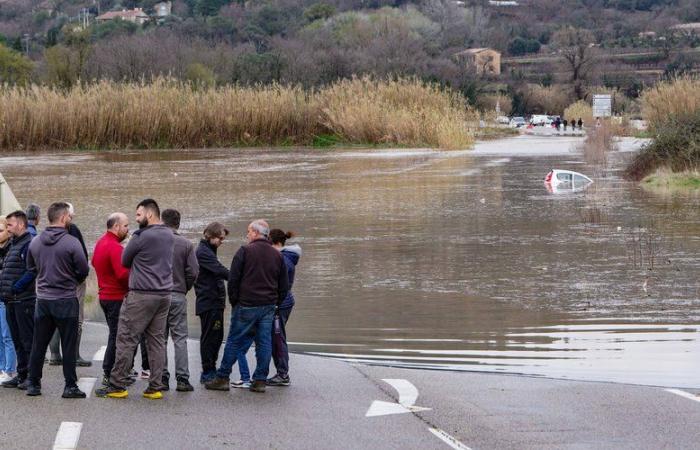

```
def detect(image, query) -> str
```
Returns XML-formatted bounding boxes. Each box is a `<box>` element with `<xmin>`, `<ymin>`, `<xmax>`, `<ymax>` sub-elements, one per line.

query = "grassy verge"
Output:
<box><xmin>641</xmin><ymin>169</ymin><xmax>700</xmax><ymax>192</ymax></box>
<box><xmin>0</xmin><ymin>77</ymin><xmax>475</xmax><ymax>151</ymax></box>
<box><xmin>474</xmin><ymin>126</ymin><xmax>520</xmax><ymax>140</ymax></box>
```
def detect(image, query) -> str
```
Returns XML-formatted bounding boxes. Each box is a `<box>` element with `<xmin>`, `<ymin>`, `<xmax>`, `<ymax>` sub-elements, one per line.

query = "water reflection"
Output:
<box><xmin>1</xmin><ymin>138</ymin><xmax>698</xmax><ymax>387</ymax></box>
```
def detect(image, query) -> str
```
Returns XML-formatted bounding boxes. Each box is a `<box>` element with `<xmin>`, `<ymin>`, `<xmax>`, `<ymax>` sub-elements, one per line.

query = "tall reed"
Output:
<box><xmin>642</xmin><ymin>75</ymin><xmax>700</xmax><ymax>132</ymax></box>
<box><xmin>0</xmin><ymin>77</ymin><xmax>474</xmax><ymax>150</ymax></box>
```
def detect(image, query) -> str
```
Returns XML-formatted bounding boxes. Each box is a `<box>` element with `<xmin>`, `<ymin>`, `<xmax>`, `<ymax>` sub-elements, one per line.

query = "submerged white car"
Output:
<box><xmin>544</xmin><ymin>169</ymin><xmax>593</xmax><ymax>193</ymax></box>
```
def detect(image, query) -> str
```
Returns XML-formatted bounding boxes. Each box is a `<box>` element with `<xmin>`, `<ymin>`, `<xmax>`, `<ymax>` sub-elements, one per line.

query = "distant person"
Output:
<box><xmin>194</xmin><ymin>222</ymin><xmax>230</xmax><ymax>384</ymax></box>
<box><xmin>161</xmin><ymin>209</ymin><xmax>198</xmax><ymax>392</ymax></box>
<box><xmin>48</xmin><ymin>203</ymin><xmax>92</xmax><ymax>367</ymax></box>
<box><xmin>0</xmin><ymin>210</ymin><xmax>36</xmax><ymax>390</ymax></box>
<box><xmin>267</xmin><ymin>229</ymin><xmax>302</xmax><ymax>387</ymax></box>
<box><xmin>578</xmin><ymin>118</ymin><xmax>583</xmax><ymax>129</ymax></box>
<box><xmin>205</xmin><ymin>219</ymin><xmax>289</xmax><ymax>393</ymax></box>
<box><xmin>95</xmin><ymin>198</ymin><xmax>174</xmax><ymax>400</ymax></box>
<box><xmin>25</xmin><ymin>202</ymin><xmax>89</xmax><ymax>398</ymax></box>
<box><xmin>563</xmin><ymin>119</ymin><xmax>568</xmax><ymax>131</ymax></box>
<box><xmin>0</xmin><ymin>218</ymin><xmax>17</xmax><ymax>383</ymax></box>
<box><xmin>25</xmin><ymin>203</ymin><xmax>40</xmax><ymax>238</ymax></box>
<box><xmin>570</xmin><ymin>118</ymin><xmax>576</xmax><ymax>130</ymax></box>
<box><xmin>92</xmin><ymin>212</ymin><xmax>130</xmax><ymax>386</ymax></box>
<box><xmin>595</xmin><ymin>117</ymin><xmax>601</xmax><ymax>128</ymax></box>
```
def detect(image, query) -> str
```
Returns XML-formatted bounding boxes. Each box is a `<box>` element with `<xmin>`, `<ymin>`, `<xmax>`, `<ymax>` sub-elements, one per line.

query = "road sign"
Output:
<box><xmin>592</xmin><ymin>94</ymin><xmax>612</xmax><ymax>118</ymax></box>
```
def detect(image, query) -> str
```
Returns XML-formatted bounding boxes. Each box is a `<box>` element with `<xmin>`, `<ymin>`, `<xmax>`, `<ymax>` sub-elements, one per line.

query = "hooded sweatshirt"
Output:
<box><xmin>121</xmin><ymin>224</ymin><xmax>174</xmax><ymax>293</ymax></box>
<box><xmin>279</xmin><ymin>244</ymin><xmax>302</xmax><ymax>309</ymax></box>
<box><xmin>27</xmin><ymin>226</ymin><xmax>89</xmax><ymax>300</ymax></box>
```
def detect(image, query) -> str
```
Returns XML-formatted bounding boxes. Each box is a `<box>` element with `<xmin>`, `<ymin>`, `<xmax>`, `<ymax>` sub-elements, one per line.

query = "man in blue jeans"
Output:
<box><xmin>205</xmin><ymin>219</ymin><xmax>288</xmax><ymax>393</ymax></box>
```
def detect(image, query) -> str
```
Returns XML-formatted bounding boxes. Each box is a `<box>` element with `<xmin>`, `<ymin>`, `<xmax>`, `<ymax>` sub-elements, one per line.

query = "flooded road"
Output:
<box><xmin>1</xmin><ymin>135</ymin><xmax>699</xmax><ymax>388</ymax></box>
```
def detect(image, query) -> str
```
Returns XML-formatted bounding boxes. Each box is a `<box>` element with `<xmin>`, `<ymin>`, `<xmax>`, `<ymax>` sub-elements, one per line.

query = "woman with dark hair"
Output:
<box><xmin>266</xmin><ymin>229</ymin><xmax>302</xmax><ymax>387</ymax></box>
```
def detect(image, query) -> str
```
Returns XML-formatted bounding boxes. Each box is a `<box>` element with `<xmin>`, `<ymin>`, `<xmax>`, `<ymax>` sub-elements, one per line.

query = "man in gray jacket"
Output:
<box><xmin>161</xmin><ymin>209</ymin><xmax>198</xmax><ymax>392</ymax></box>
<box><xmin>96</xmin><ymin>198</ymin><xmax>174</xmax><ymax>400</ymax></box>
<box><xmin>25</xmin><ymin>202</ymin><xmax>89</xmax><ymax>398</ymax></box>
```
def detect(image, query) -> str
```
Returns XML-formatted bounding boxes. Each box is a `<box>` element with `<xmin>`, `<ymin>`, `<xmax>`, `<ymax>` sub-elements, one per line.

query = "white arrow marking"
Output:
<box><xmin>365</xmin><ymin>379</ymin><xmax>431</xmax><ymax>417</ymax></box>
<box><xmin>383</xmin><ymin>378</ymin><xmax>418</xmax><ymax>407</ymax></box>
<box><xmin>92</xmin><ymin>345</ymin><xmax>106</xmax><ymax>361</ymax></box>
<box><xmin>666</xmin><ymin>389</ymin><xmax>700</xmax><ymax>403</ymax></box>
<box><xmin>53</xmin><ymin>422</ymin><xmax>82</xmax><ymax>450</ymax></box>
<box><xmin>429</xmin><ymin>428</ymin><xmax>472</xmax><ymax>450</ymax></box>
<box><xmin>77</xmin><ymin>377</ymin><xmax>97</xmax><ymax>398</ymax></box>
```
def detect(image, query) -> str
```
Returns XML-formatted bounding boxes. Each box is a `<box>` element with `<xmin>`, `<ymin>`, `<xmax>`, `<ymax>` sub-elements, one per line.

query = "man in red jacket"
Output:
<box><xmin>91</xmin><ymin>212</ymin><xmax>130</xmax><ymax>385</ymax></box>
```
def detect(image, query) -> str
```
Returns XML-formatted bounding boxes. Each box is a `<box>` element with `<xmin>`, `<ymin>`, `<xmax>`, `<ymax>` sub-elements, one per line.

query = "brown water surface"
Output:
<box><xmin>2</xmin><ymin>135</ymin><xmax>698</xmax><ymax>388</ymax></box>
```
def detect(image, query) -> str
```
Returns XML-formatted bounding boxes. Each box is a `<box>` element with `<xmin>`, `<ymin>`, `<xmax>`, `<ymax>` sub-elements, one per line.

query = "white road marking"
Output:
<box><xmin>92</xmin><ymin>345</ymin><xmax>106</xmax><ymax>361</ymax></box>
<box><xmin>365</xmin><ymin>379</ymin><xmax>431</xmax><ymax>417</ymax></box>
<box><xmin>429</xmin><ymin>428</ymin><xmax>472</xmax><ymax>450</ymax></box>
<box><xmin>383</xmin><ymin>378</ymin><xmax>418</xmax><ymax>407</ymax></box>
<box><xmin>666</xmin><ymin>389</ymin><xmax>700</xmax><ymax>403</ymax></box>
<box><xmin>77</xmin><ymin>377</ymin><xmax>97</xmax><ymax>398</ymax></box>
<box><xmin>53</xmin><ymin>422</ymin><xmax>82</xmax><ymax>450</ymax></box>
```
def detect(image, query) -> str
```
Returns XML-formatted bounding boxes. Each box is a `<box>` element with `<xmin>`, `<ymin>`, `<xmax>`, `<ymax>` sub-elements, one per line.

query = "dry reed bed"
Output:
<box><xmin>0</xmin><ymin>78</ymin><xmax>474</xmax><ymax>150</ymax></box>
<box><xmin>642</xmin><ymin>76</ymin><xmax>700</xmax><ymax>132</ymax></box>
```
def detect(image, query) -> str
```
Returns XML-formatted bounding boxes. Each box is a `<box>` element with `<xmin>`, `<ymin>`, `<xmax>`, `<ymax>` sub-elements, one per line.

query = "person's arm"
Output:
<box><xmin>184</xmin><ymin>242</ymin><xmax>199</xmax><ymax>292</ymax></box>
<box><xmin>13</xmin><ymin>242</ymin><xmax>36</xmax><ymax>294</ymax></box>
<box><xmin>198</xmin><ymin>247</ymin><xmax>229</xmax><ymax>280</ymax></box>
<box><xmin>121</xmin><ymin>233</ymin><xmax>141</xmax><ymax>268</ymax></box>
<box><xmin>277</xmin><ymin>257</ymin><xmax>290</xmax><ymax>306</ymax></box>
<box><xmin>73</xmin><ymin>240</ymin><xmax>90</xmax><ymax>284</ymax></box>
<box><xmin>110</xmin><ymin>244</ymin><xmax>130</xmax><ymax>287</ymax></box>
<box><xmin>227</xmin><ymin>247</ymin><xmax>245</xmax><ymax>307</ymax></box>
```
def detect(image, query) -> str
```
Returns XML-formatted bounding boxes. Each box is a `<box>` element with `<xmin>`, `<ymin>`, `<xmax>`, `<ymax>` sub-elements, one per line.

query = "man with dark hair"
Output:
<box><xmin>206</xmin><ymin>219</ymin><xmax>289</xmax><ymax>393</ymax></box>
<box><xmin>161</xmin><ymin>209</ymin><xmax>198</xmax><ymax>392</ymax></box>
<box><xmin>25</xmin><ymin>202</ymin><xmax>89</xmax><ymax>398</ymax></box>
<box><xmin>195</xmin><ymin>222</ymin><xmax>229</xmax><ymax>384</ymax></box>
<box><xmin>92</xmin><ymin>212</ymin><xmax>130</xmax><ymax>386</ymax></box>
<box><xmin>0</xmin><ymin>210</ymin><xmax>35</xmax><ymax>390</ymax></box>
<box><xmin>48</xmin><ymin>202</ymin><xmax>92</xmax><ymax>367</ymax></box>
<box><xmin>96</xmin><ymin>199</ymin><xmax>174</xmax><ymax>400</ymax></box>
<box><xmin>25</xmin><ymin>203</ymin><xmax>40</xmax><ymax>237</ymax></box>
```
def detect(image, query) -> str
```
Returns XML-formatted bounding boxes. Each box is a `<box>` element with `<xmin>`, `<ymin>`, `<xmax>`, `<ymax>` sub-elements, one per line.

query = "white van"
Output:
<box><xmin>530</xmin><ymin>115</ymin><xmax>553</xmax><ymax>126</ymax></box>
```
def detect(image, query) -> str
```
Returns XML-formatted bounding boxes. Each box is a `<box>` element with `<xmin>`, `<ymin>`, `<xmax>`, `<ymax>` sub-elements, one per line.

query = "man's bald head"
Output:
<box><xmin>106</xmin><ymin>212</ymin><xmax>129</xmax><ymax>241</ymax></box>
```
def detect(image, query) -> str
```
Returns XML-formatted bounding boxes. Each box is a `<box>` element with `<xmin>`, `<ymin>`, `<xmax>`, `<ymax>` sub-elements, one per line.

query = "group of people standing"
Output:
<box><xmin>0</xmin><ymin>198</ymin><xmax>300</xmax><ymax>400</ymax></box>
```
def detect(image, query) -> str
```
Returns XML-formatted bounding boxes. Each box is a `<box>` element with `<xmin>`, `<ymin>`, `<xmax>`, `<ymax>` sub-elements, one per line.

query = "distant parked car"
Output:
<box><xmin>509</xmin><ymin>116</ymin><xmax>526</xmax><ymax>128</ymax></box>
<box><xmin>496</xmin><ymin>115</ymin><xmax>510</xmax><ymax>124</ymax></box>
<box><xmin>530</xmin><ymin>114</ymin><xmax>553</xmax><ymax>126</ymax></box>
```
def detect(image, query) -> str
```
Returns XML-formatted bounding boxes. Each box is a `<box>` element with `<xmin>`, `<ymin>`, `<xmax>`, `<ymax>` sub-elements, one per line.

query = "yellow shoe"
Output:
<box><xmin>143</xmin><ymin>389</ymin><xmax>163</xmax><ymax>400</ymax></box>
<box><xmin>107</xmin><ymin>390</ymin><xmax>129</xmax><ymax>399</ymax></box>
<box><xmin>95</xmin><ymin>386</ymin><xmax>128</xmax><ymax>398</ymax></box>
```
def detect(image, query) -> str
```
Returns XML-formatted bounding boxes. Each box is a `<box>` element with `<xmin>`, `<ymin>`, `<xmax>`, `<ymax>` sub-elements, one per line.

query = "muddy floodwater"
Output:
<box><xmin>2</xmin><ymin>135</ymin><xmax>699</xmax><ymax>388</ymax></box>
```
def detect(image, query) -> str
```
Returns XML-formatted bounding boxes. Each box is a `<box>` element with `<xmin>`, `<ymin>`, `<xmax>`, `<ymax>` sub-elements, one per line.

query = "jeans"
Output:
<box><xmin>0</xmin><ymin>302</ymin><xmax>16</xmax><ymax>373</ymax></box>
<box><xmin>99</xmin><ymin>300</ymin><xmax>123</xmax><ymax>377</ymax></box>
<box><xmin>217</xmin><ymin>304</ymin><xmax>275</xmax><ymax>381</ymax></box>
<box><xmin>236</xmin><ymin>331</ymin><xmax>254</xmax><ymax>382</ymax></box>
<box><xmin>28</xmin><ymin>298</ymin><xmax>79</xmax><ymax>387</ymax></box>
<box><xmin>6</xmin><ymin>300</ymin><xmax>35</xmax><ymax>380</ymax></box>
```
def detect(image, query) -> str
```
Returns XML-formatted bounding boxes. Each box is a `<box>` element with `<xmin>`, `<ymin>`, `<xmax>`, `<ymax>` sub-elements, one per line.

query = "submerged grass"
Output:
<box><xmin>0</xmin><ymin>77</ymin><xmax>475</xmax><ymax>150</ymax></box>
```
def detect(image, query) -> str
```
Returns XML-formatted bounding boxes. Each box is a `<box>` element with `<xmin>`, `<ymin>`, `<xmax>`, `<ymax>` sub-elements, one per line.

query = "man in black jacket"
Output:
<box><xmin>206</xmin><ymin>219</ymin><xmax>288</xmax><ymax>393</ymax></box>
<box><xmin>26</xmin><ymin>202</ymin><xmax>90</xmax><ymax>398</ymax></box>
<box><xmin>194</xmin><ymin>222</ymin><xmax>229</xmax><ymax>384</ymax></box>
<box><xmin>0</xmin><ymin>211</ymin><xmax>36</xmax><ymax>389</ymax></box>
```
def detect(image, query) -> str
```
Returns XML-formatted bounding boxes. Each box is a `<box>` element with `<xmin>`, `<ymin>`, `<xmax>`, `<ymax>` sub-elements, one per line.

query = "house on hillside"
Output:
<box><xmin>154</xmin><ymin>1</ymin><xmax>172</xmax><ymax>17</ymax></box>
<box><xmin>96</xmin><ymin>8</ymin><xmax>149</xmax><ymax>25</ymax></box>
<box><xmin>454</xmin><ymin>48</ymin><xmax>501</xmax><ymax>76</ymax></box>
<box><xmin>670</xmin><ymin>23</ymin><xmax>700</xmax><ymax>35</ymax></box>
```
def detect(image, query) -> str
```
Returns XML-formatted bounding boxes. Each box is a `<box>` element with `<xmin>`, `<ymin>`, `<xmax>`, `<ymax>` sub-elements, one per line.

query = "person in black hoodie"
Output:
<box><xmin>194</xmin><ymin>222</ymin><xmax>229</xmax><ymax>384</ymax></box>
<box><xmin>0</xmin><ymin>210</ymin><xmax>36</xmax><ymax>390</ymax></box>
<box><xmin>25</xmin><ymin>202</ymin><xmax>89</xmax><ymax>398</ymax></box>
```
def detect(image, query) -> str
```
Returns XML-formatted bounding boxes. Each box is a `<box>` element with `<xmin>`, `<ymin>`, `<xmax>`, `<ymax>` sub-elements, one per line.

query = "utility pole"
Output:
<box><xmin>22</xmin><ymin>33</ymin><xmax>29</xmax><ymax>57</ymax></box>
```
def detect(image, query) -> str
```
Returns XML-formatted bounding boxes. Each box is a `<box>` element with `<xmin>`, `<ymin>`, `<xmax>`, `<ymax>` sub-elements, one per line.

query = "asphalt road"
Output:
<box><xmin>0</xmin><ymin>322</ymin><xmax>698</xmax><ymax>449</ymax></box>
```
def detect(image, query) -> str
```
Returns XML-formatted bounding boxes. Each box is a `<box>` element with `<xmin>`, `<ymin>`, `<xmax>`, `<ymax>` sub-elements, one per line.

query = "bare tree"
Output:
<box><xmin>552</xmin><ymin>26</ymin><xmax>596</xmax><ymax>100</ymax></box>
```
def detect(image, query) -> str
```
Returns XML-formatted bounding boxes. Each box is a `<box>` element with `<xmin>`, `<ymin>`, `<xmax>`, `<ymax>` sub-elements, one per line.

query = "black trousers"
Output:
<box><xmin>6</xmin><ymin>300</ymin><xmax>35</xmax><ymax>380</ymax></box>
<box><xmin>199</xmin><ymin>309</ymin><xmax>224</xmax><ymax>375</ymax></box>
<box><xmin>28</xmin><ymin>298</ymin><xmax>79</xmax><ymax>387</ymax></box>
<box><xmin>99</xmin><ymin>300</ymin><xmax>122</xmax><ymax>377</ymax></box>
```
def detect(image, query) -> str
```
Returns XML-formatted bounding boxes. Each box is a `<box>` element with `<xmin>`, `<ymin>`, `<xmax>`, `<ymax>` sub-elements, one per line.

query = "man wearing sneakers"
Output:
<box><xmin>205</xmin><ymin>219</ymin><xmax>288</xmax><ymax>393</ymax></box>
<box><xmin>0</xmin><ymin>211</ymin><xmax>35</xmax><ymax>391</ymax></box>
<box><xmin>96</xmin><ymin>199</ymin><xmax>174</xmax><ymax>400</ymax></box>
<box><xmin>25</xmin><ymin>202</ymin><xmax>90</xmax><ymax>398</ymax></box>
<box><xmin>161</xmin><ymin>209</ymin><xmax>198</xmax><ymax>392</ymax></box>
<box><xmin>92</xmin><ymin>212</ymin><xmax>130</xmax><ymax>386</ymax></box>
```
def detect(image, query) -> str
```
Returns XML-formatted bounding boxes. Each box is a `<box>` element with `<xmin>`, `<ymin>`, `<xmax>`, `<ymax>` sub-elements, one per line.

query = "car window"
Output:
<box><xmin>574</xmin><ymin>175</ymin><xmax>589</xmax><ymax>184</ymax></box>
<box><xmin>556</xmin><ymin>172</ymin><xmax>572</xmax><ymax>182</ymax></box>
